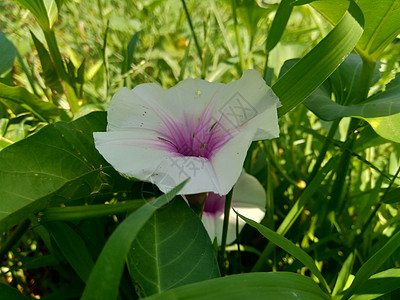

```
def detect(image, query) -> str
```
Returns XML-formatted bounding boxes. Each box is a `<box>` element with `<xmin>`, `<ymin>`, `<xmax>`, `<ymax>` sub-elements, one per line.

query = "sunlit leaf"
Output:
<box><xmin>311</xmin><ymin>0</ymin><xmax>400</xmax><ymax>59</ymax></box>
<box><xmin>341</xmin><ymin>230</ymin><xmax>400</xmax><ymax>300</ymax></box>
<box><xmin>274</xmin><ymin>0</ymin><xmax>364</xmax><ymax>116</ymax></box>
<box><xmin>349</xmin><ymin>268</ymin><xmax>400</xmax><ymax>300</ymax></box>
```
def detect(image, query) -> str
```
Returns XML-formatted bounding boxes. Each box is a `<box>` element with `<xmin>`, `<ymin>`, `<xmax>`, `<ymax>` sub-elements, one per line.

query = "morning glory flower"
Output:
<box><xmin>93</xmin><ymin>70</ymin><xmax>280</xmax><ymax>195</ymax></box>
<box><xmin>201</xmin><ymin>170</ymin><xmax>266</xmax><ymax>245</ymax></box>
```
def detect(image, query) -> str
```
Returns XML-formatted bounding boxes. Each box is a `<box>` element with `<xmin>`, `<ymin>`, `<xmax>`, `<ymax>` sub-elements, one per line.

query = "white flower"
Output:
<box><xmin>201</xmin><ymin>170</ymin><xmax>266</xmax><ymax>245</ymax></box>
<box><xmin>93</xmin><ymin>70</ymin><xmax>280</xmax><ymax>195</ymax></box>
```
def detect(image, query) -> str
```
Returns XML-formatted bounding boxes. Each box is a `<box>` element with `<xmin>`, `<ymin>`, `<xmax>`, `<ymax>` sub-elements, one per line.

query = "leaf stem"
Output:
<box><xmin>231</xmin><ymin>0</ymin><xmax>245</xmax><ymax>72</ymax></box>
<box><xmin>0</xmin><ymin>219</ymin><xmax>31</xmax><ymax>260</ymax></box>
<box><xmin>181</xmin><ymin>0</ymin><xmax>203</xmax><ymax>62</ymax></box>
<box><xmin>219</xmin><ymin>188</ymin><xmax>233</xmax><ymax>275</ymax></box>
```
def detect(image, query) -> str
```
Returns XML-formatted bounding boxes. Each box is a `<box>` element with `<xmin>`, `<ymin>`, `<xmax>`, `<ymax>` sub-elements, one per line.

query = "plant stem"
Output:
<box><xmin>219</xmin><ymin>189</ymin><xmax>233</xmax><ymax>276</ymax></box>
<box><xmin>231</xmin><ymin>0</ymin><xmax>245</xmax><ymax>72</ymax></box>
<box><xmin>353</xmin><ymin>56</ymin><xmax>376</xmax><ymax>105</ymax></box>
<box><xmin>309</xmin><ymin>118</ymin><xmax>340</xmax><ymax>181</ymax></box>
<box><xmin>181</xmin><ymin>0</ymin><xmax>202</xmax><ymax>62</ymax></box>
<box><xmin>43</xmin><ymin>30</ymin><xmax>79</xmax><ymax>113</ymax></box>
<box><xmin>0</xmin><ymin>219</ymin><xmax>31</xmax><ymax>260</ymax></box>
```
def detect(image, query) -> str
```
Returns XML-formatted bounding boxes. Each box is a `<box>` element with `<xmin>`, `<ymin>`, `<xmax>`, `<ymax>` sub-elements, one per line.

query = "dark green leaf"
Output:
<box><xmin>145</xmin><ymin>272</ymin><xmax>331</xmax><ymax>300</ymax></box>
<box><xmin>266</xmin><ymin>0</ymin><xmax>293</xmax><ymax>51</ymax></box>
<box><xmin>127</xmin><ymin>198</ymin><xmax>220</xmax><ymax>297</ymax></box>
<box><xmin>0</xmin><ymin>112</ymin><xmax>130</xmax><ymax>233</ymax></box>
<box><xmin>46</xmin><ymin>221</ymin><xmax>94</xmax><ymax>282</ymax></box>
<box><xmin>0</xmin><ymin>82</ymin><xmax>60</xmax><ymax>121</ymax></box>
<box><xmin>238</xmin><ymin>212</ymin><xmax>331</xmax><ymax>294</ymax></box>
<box><xmin>81</xmin><ymin>181</ymin><xmax>187</xmax><ymax>300</ymax></box>
<box><xmin>0</xmin><ymin>283</ymin><xmax>30</xmax><ymax>300</ymax></box>
<box><xmin>382</xmin><ymin>187</ymin><xmax>400</xmax><ymax>204</ymax></box>
<box><xmin>0</xmin><ymin>29</ymin><xmax>17</xmax><ymax>75</ymax></box>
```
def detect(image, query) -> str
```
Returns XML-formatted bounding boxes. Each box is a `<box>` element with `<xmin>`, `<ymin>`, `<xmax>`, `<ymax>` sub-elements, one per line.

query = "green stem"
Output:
<box><xmin>309</xmin><ymin>118</ymin><xmax>340</xmax><ymax>181</ymax></box>
<box><xmin>0</xmin><ymin>219</ymin><xmax>31</xmax><ymax>260</ymax></box>
<box><xmin>252</xmin><ymin>156</ymin><xmax>338</xmax><ymax>272</ymax></box>
<box><xmin>358</xmin><ymin>166</ymin><xmax>400</xmax><ymax>239</ymax></box>
<box><xmin>353</xmin><ymin>56</ymin><xmax>376</xmax><ymax>105</ymax></box>
<box><xmin>181</xmin><ymin>0</ymin><xmax>202</xmax><ymax>62</ymax></box>
<box><xmin>43</xmin><ymin>30</ymin><xmax>79</xmax><ymax>113</ymax></box>
<box><xmin>231</xmin><ymin>0</ymin><xmax>245</xmax><ymax>72</ymax></box>
<box><xmin>219</xmin><ymin>189</ymin><xmax>233</xmax><ymax>276</ymax></box>
<box><xmin>263</xmin><ymin>50</ymin><xmax>270</xmax><ymax>82</ymax></box>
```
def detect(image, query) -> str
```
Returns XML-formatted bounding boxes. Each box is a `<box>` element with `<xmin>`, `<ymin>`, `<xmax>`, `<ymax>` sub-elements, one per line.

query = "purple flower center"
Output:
<box><xmin>203</xmin><ymin>192</ymin><xmax>226</xmax><ymax>216</ymax></box>
<box><xmin>156</xmin><ymin>109</ymin><xmax>233</xmax><ymax>159</ymax></box>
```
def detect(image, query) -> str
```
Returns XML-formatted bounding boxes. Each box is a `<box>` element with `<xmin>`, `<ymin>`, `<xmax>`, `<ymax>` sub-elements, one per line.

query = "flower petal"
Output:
<box><xmin>201</xmin><ymin>171</ymin><xmax>266</xmax><ymax>245</ymax></box>
<box><xmin>94</xmin><ymin>130</ymin><xmax>167</xmax><ymax>180</ymax></box>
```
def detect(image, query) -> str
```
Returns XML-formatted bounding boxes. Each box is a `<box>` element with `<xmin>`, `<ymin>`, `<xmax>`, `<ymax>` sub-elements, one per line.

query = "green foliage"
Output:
<box><xmin>127</xmin><ymin>198</ymin><xmax>220</xmax><ymax>297</ymax></box>
<box><xmin>1</xmin><ymin>0</ymin><xmax>400</xmax><ymax>299</ymax></box>
<box><xmin>145</xmin><ymin>272</ymin><xmax>331</xmax><ymax>300</ymax></box>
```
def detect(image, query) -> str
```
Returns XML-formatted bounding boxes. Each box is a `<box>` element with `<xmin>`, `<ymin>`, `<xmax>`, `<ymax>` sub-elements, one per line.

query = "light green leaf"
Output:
<box><xmin>364</xmin><ymin>112</ymin><xmax>400</xmax><ymax>143</ymax></box>
<box><xmin>349</xmin><ymin>268</ymin><xmax>400</xmax><ymax>300</ymax></box>
<box><xmin>127</xmin><ymin>198</ymin><xmax>220</xmax><ymax>297</ymax></box>
<box><xmin>15</xmin><ymin>0</ymin><xmax>50</xmax><ymax>31</ymax></box>
<box><xmin>0</xmin><ymin>82</ymin><xmax>60</xmax><ymax>121</ymax></box>
<box><xmin>0</xmin><ymin>29</ymin><xmax>17</xmax><ymax>75</ymax></box>
<box><xmin>238</xmin><ymin>213</ymin><xmax>330</xmax><ymax>294</ymax></box>
<box><xmin>0</xmin><ymin>283</ymin><xmax>30</xmax><ymax>300</ymax></box>
<box><xmin>341</xmin><ymin>230</ymin><xmax>400</xmax><ymax>300</ymax></box>
<box><xmin>355</xmin><ymin>0</ymin><xmax>400</xmax><ymax>59</ymax></box>
<box><xmin>0</xmin><ymin>112</ymin><xmax>130</xmax><ymax>233</ymax></box>
<box><xmin>274</xmin><ymin>1</ymin><xmax>364</xmax><ymax>116</ymax></box>
<box><xmin>311</xmin><ymin>0</ymin><xmax>400</xmax><ymax>59</ymax></box>
<box><xmin>81</xmin><ymin>181</ymin><xmax>187</xmax><ymax>300</ymax></box>
<box><xmin>144</xmin><ymin>272</ymin><xmax>331</xmax><ymax>300</ymax></box>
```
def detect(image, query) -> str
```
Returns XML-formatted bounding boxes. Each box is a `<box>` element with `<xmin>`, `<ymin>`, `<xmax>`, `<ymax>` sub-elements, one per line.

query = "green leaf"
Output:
<box><xmin>0</xmin><ymin>112</ymin><xmax>129</xmax><ymax>233</ymax></box>
<box><xmin>274</xmin><ymin>0</ymin><xmax>364</xmax><ymax>116</ymax></box>
<box><xmin>0</xmin><ymin>29</ymin><xmax>17</xmax><ymax>75</ymax></box>
<box><xmin>349</xmin><ymin>268</ymin><xmax>400</xmax><ymax>300</ymax></box>
<box><xmin>30</xmin><ymin>31</ymin><xmax>63</xmax><ymax>93</ymax></box>
<box><xmin>311</xmin><ymin>0</ymin><xmax>400</xmax><ymax>59</ymax></box>
<box><xmin>355</xmin><ymin>0</ymin><xmax>400</xmax><ymax>59</ymax></box>
<box><xmin>382</xmin><ymin>187</ymin><xmax>400</xmax><ymax>204</ymax></box>
<box><xmin>341</xmin><ymin>230</ymin><xmax>400</xmax><ymax>300</ymax></box>
<box><xmin>81</xmin><ymin>181</ymin><xmax>187</xmax><ymax>300</ymax></box>
<box><xmin>266</xmin><ymin>0</ymin><xmax>293</xmax><ymax>51</ymax></box>
<box><xmin>15</xmin><ymin>0</ymin><xmax>50</xmax><ymax>31</ymax></box>
<box><xmin>144</xmin><ymin>272</ymin><xmax>331</xmax><ymax>300</ymax></box>
<box><xmin>237</xmin><ymin>213</ymin><xmax>331</xmax><ymax>294</ymax></box>
<box><xmin>0</xmin><ymin>283</ymin><xmax>30</xmax><ymax>300</ymax></box>
<box><xmin>46</xmin><ymin>221</ymin><xmax>94</xmax><ymax>282</ymax></box>
<box><xmin>0</xmin><ymin>82</ymin><xmax>60</xmax><ymax>121</ymax></box>
<box><xmin>42</xmin><ymin>199</ymin><xmax>146</xmax><ymax>222</ymax></box>
<box><xmin>365</xmin><ymin>112</ymin><xmax>400</xmax><ymax>143</ymax></box>
<box><xmin>127</xmin><ymin>198</ymin><xmax>220</xmax><ymax>297</ymax></box>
